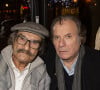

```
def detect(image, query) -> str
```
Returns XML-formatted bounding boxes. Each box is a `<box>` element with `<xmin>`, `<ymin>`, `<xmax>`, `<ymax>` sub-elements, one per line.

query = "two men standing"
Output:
<box><xmin>0</xmin><ymin>15</ymin><xmax>100</xmax><ymax>90</ymax></box>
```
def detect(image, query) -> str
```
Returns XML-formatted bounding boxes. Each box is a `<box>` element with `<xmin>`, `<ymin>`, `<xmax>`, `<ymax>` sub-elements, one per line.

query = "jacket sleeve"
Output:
<box><xmin>39</xmin><ymin>72</ymin><xmax>50</xmax><ymax>90</ymax></box>
<box><xmin>38</xmin><ymin>68</ymin><xmax>51</xmax><ymax>90</ymax></box>
<box><xmin>0</xmin><ymin>54</ymin><xmax>11</xmax><ymax>90</ymax></box>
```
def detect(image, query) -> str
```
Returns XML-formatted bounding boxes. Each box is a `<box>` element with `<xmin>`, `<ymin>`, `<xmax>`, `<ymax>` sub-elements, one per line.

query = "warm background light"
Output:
<box><xmin>5</xmin><ymin>3</ymin><xmax>9</xmax><ymax>7</ymax></box>
<box><xmin>85</xmin><ymin>0</ymin><xmax>92</xmax><ymax>3</ymax></box>
<box><xmin>73</xmin><ymin>0</ymin><xmax>78</xmax><ymax>3</ymax></box>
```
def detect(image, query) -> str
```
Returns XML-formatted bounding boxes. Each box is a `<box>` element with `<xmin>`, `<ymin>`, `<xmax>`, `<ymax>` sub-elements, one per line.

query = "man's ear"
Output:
<box><xmin>80</xmin><ymin>34</ymin><xmax>86</xmax><ymax>45</ymax></box>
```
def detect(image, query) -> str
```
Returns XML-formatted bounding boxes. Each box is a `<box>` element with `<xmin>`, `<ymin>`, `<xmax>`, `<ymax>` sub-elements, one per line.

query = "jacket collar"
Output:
<box><xmin>1</xmin><ymin>45</ymin><xmax>44</xmax><ymax>71</ymax></box>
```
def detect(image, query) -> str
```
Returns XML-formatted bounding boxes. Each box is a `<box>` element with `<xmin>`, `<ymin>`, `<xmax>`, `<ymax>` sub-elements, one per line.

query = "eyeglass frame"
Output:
<box><xmin>15</xmin><ymin>34</ymin><xmax>42</xmax><ymax>50</ymax></box>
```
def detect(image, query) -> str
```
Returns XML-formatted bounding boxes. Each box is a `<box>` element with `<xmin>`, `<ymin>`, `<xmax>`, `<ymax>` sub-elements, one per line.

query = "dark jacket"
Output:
<box><xmin>43</xmin><ymin>46</ymin><xmax>100</xmax><ymax>90</ymax></box>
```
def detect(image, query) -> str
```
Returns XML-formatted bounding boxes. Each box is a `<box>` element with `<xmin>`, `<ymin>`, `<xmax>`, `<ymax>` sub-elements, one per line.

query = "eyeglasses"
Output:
<box><xmin>16</xmin><ymin>34</ymin><xmax>41</xmax><ymax>49</ymax></box>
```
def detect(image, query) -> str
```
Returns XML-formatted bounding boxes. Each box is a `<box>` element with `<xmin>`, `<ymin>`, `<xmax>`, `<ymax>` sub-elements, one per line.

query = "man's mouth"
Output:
<box><xmin>17</xmin><ymin>49</ymin><xmax>33</xmax><ymax>56</ymax></box>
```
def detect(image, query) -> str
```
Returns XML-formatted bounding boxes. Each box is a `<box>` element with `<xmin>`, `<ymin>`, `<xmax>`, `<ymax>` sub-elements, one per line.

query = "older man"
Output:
<box><xmin>0</xmin><ymin>22</ymin><xmax>50</xmax><ymax>90</ymax></box>
<box><xmin>49</xmin><ymin>15</ymin><xmax>100</xmax><ymax>90</ymax></box>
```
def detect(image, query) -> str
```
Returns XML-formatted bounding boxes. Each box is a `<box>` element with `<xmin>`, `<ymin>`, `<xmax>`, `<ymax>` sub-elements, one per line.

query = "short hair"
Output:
<box><xmin>8</xmin><ymin>31</ymin><xmax>18</xmax><ymax>45</ymax></box>
<box><xmin>50</xmin><ymin>15</ymin><xmax>82</xmax><ymax>39</ymax></box>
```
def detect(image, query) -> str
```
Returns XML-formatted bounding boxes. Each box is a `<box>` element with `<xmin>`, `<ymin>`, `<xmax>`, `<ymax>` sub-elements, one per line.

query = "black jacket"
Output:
<box><xmin>42</xmin><ymin>46</ymin><xmax>100</xmax><ymax>90</ymax></box>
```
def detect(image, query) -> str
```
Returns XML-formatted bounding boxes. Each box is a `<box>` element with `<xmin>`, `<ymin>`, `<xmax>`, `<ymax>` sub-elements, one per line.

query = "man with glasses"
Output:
<box><xmin>0</xmin><ymin>22</ymin><xmax>50</xmax><ymax>90</ymax></box>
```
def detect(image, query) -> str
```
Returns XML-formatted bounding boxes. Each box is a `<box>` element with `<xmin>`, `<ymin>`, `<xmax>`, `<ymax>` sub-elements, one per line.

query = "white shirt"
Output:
<box><xmin>11</xmin><ymin>59</ymin><xmax>30</xmax><ymax>90</ymax></box>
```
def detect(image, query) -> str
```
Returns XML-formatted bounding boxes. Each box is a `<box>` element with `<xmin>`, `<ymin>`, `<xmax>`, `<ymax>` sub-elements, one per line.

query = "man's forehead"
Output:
<box><xmin>53</xmin><ymin>20</ymin><xmax>78</xmax><ymax>32</ymax></box>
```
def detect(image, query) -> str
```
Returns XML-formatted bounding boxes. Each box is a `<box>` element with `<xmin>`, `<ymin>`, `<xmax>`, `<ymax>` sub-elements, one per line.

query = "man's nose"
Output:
<box><xmin>24</xmin><ymin>40</ymin><xmax>30</xmax><ymax>50</ymax></box>
<box><xmin>59</xmin><ymin>38</ymin><xmax>65</xmax><ymax>47</ymax></box>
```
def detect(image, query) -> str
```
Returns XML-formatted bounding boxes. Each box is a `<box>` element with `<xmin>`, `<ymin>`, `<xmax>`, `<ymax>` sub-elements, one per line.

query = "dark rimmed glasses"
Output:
<box><xmin>16</xmin><ymin>34</ymin><xmax>41</xmax><ymax>49</ymax></box>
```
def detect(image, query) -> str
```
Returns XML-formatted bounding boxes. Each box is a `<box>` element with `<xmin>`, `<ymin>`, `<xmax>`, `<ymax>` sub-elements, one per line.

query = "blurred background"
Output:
<box><xmin>0</xmin><ymin>0</ymin><xmax>100</xmax><ymax>51</ymax></box>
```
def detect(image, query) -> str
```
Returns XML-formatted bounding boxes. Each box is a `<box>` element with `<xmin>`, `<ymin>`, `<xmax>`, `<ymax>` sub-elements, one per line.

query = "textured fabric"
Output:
<box><xmin>11</xmin><ymin>22</ymin><xmax>49</xmax><ymax>38</ymax></box>
<box><xmin>72</xmin><ymin>45</ymin><xmax>85</xmax><ymax>90</ymax></box>
<box><xmin>56</xmin><ymin>45</ymin><xmax>85</xmax><ymax>90</ymax></box>
<box><xmin>64</xmin><ymin>69</ymin><xmax>74</xmax><ymax>90</ymax></box>
<box><xmin>56</xmin><ymin>55</ymin><xmax>66</xmax><ymax>90</ymax></box>
<box><xmin>0</xmin><ymin>45</ymin><xmax>50</xmax><ymax>90</ymax></box>
<box><xmin>51</xmin><ymin>45</ymin><xmax>100</xmax><ymax>90</ymax></box>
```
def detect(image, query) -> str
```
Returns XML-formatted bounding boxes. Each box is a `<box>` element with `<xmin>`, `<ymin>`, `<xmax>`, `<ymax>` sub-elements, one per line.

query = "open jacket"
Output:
<box><xmin>47</xmin><ymin>46</ymin><xmax>100</xmax><ymax>90</ymax></box>
<box><xmin>0</xmin><ymin>45</ymin><xmax>50</xmax><ymax>90</ymax></box>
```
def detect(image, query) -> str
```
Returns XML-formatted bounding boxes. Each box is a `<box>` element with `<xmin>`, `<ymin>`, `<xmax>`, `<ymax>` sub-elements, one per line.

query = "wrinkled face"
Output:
<box><xmin>52</xmin><ymin>20</ymin><xmax>81</xmax><ymax>62</ymax></box>
<box><xmin>12</xmin><ymin>31</ymin><xmax>42</xmax><ymax>64</ymax></box>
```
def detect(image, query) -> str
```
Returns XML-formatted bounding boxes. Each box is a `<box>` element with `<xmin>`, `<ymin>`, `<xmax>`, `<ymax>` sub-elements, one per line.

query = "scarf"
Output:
<box><xmin>56</xmin><ymin>45</ymin><xmax>85</xmax><ymax>90</ymax></box>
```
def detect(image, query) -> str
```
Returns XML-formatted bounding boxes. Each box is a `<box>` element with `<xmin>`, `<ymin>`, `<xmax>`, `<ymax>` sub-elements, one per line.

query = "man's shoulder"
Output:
<box><xmin>32</xmin><ymin>56</ymin><xmax>47</xmax><ymax>75</ymax></box>
<box><xmin>84</xmin><ymin>46</ymin><xmax>100</xmax><ymax>61</ymax></box>
<box><xmin>36</xmin><ymin>62</ymin><xmax>47</xmax><ymax>75</ymax></box>
<box><xmin>85</xmin><ymin>46</ymin><xmax>100</xmax><ymax>55</ymax></box>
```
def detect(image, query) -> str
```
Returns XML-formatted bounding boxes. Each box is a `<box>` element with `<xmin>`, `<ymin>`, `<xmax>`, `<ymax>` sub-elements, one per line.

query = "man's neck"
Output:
<box><xmin>63</xmin><ymin>60</ymin><xmax>76</xmax><ymax>70</ymax></box>
<box><xmin>12</xmin><ymin>56</ymin><xmax>28</xmax><ymax>71</ymax></box>
<box><xmin>14</xmin><ymin>61</ymin><xmax>28</xmax><ymax>71</ymax></box>
<box><xmin>62</xmin><ymin>55</ymin><xmax>78</xmax><ymax>70</ymax></box>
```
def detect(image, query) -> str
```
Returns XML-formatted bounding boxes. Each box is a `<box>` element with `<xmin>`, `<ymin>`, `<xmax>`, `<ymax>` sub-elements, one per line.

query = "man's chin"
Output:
<box><xmin>60</xmin><ymin>56</ymin><xmax>70</xmax><ymax>60</ymax></box>
<box><xmin>59</xmin><ymin>54</ymin><xmax>67</xmax><ymax>59</ymax></box>
<box><xmin>18</xmin><ymin>59</ymin><xmax>31</xmax><ymax>64</ymax></box>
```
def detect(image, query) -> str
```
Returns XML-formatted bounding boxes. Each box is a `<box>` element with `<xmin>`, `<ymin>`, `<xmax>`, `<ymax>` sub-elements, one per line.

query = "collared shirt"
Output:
<box><xmin>60</xmin><ymin>57</ymin><xmax>78</xmax><ymax>76</ymax></box>
<box><xmin>11</xmin><ymin>58</ymin><xmax>31</xmax><ymax>90</ymax></box>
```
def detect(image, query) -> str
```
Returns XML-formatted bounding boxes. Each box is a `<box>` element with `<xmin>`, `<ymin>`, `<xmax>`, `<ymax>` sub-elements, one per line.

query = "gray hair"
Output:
<box><xmin>50</xmin><ymin>15</ymin><xmax>82</xmax><ymax>39</ymax></box>
<box><xmin>8</xmin><ymin>31</ymin><xmax>18</xmax><ymax>45</ymax></box>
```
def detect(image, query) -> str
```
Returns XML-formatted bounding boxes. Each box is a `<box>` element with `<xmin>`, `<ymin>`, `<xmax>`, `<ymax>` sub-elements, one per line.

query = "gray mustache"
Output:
<box><xmin>17</xmin><ymin>49</ymin><xmax>33</xmax><ymax>56</ymax></box>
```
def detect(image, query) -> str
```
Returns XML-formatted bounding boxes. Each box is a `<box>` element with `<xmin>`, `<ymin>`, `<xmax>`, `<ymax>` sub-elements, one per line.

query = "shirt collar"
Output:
<box><xmin>60</xmin><ymin>55</ymin><xmax>78</xmax><ymax>76</ymax></box>
<box><xmin>11</xmin><ymin>58</ymin><xmax>31</xmax><ymax>72</ymax></box>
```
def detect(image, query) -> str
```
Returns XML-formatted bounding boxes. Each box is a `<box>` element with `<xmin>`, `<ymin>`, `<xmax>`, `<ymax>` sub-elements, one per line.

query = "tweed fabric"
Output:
<box><xmin>11</xmin><ymin>22</ymin><xmax>49</xmax><ymax>38</ymax></box>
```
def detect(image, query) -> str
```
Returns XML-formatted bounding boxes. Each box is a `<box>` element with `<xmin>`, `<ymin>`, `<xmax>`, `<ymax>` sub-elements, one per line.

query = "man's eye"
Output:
<box><xmin>65</xmin><ymin>35</ymin><xmax>72</xmax><ymax>39</ymax></box>
<box><xmin>32</xmin><ymin>40</ymin><xmax>41</xmax><ymax>44</ymax></box>
<box><xmin>53</xmin><ymin>36</ymin><xmax>59</xmax><ymax>40</ymax></box>
<box><xmin>20</xmin><ymin>36</ymin><xmax>24</xmax><ymax>39</ymax></box>
<box><xmin>19</xmin><ymin>36</ymin><xmax>26</xmax><ymax>41</ymax></box>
